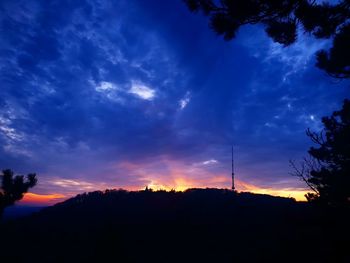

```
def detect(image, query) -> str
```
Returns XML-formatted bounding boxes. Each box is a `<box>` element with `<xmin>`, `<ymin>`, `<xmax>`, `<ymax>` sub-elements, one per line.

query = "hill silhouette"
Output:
<box><xmin>1</xmin><ymin>188</ymin><xmax>349</xmax><ymax>263</ymax></box>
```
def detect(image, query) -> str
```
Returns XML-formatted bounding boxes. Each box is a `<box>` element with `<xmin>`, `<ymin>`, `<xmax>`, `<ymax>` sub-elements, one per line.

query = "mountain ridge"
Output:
<box><xmin>1</xmin><ymin>188</ymin><xmax>348</xmax><ymax>263</ymax></box>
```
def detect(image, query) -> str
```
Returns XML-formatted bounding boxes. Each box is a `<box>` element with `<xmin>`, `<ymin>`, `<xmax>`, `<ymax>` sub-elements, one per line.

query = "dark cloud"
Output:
<box><xmin>0</xmin><ymin>0</ymin><xmax>348</xmax><ymax>199</ymax></box>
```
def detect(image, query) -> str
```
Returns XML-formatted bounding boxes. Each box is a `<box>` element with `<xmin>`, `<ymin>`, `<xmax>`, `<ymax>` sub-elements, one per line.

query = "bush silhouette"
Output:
<box><xmin>0</xmin><ymin>169</ymin><xmax>37</xmax><ymax>219</ymax></box>
<box><xmin>291</xmin><ymin>99</ymin><xmax>350</xmax><ymax>206</ymax></box>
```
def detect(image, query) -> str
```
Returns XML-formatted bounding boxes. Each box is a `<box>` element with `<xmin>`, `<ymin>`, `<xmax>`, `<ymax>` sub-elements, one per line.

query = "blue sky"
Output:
<box><xmin>0</xmin><ymin>0</ymin><xmax>348</xmax><ymax>202</ymax></box>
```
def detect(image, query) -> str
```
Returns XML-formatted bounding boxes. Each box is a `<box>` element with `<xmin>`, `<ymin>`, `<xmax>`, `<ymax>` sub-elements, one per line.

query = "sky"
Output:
<box><xmin>0</xmin><ymin>0</ymin><xmax>349</xmax><ymax>204</ymax></box>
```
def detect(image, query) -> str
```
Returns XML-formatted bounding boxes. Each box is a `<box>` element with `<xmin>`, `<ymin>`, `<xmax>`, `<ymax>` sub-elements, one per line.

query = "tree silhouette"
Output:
<box><xmin>0</xmin><ymin>169</ymin><xmax>37</xmax><ymax>218</ymax></box>
<box><xmin>291</xmin><ymin>99</ymin><xmax>350</xmax><ymax>206</ymax></box>
<box><xmin>184</xmin><ymin>0</ymin><xmax>350</xmax><ymax>78</ymax></box>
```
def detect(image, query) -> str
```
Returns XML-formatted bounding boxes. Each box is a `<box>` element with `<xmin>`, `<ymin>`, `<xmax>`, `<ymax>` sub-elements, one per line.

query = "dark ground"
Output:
<box><xmin>0</xmin><ymin>188</ymin><xmax>349</xmax><ymax>263</ymax></box>
<box><xmin>2</xmin><ymin>205</ymin><xmax>45</xmax><ymax>221</ymax></box>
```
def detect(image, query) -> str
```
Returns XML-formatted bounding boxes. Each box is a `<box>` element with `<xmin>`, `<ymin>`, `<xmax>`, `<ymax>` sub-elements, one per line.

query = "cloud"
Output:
<box><xmin>265</xmin><ymin>31</ymin><xmax>330</xmax><ymax>81</ymax></box>
<box><xmin>179</xmin><ymin>91</ymin><xmax>191</xmax><ymax>109</ymax></box>
<box><xmin>95</xmin><ymin>81</ymin><xmax>118</xmax><ymax>92</ymax></box>
<box><xmin>201</xmin><ymin>159</ymin><xmax>218</xmax><ymax>165</ymax></box>
<box><xmin>0</xmin><ymin>0</ymin><xmax>348</xmax><ymax>204</ymax></box>
<box><xmin>93</xmin><ymin>80</ymin><xmax>123</xmax><ymax>102</ymax></box>
<box><xmin>129</xmin><ymin>81</ymin><xmax>156</xmax><ymax>100</ymax></box>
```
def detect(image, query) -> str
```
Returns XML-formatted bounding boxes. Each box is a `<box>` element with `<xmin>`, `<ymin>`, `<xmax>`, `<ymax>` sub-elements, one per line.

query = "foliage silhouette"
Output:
<box><xmin>1</xmin><ymin>188</ymin><xmax>349</xmax><ymax>262</ymax></box>
<box><xmin>184</xmin><ymin>0</ymin><xmax>350</xmax><ymax>78</ymax></box>
<box><xmin>291</xmin><ymin>99</ymin><xmax>350</xmax><ymax>206</ymax></box>
<box><xmin>0</xmin><ymin>169</ymin><xmax>37</xmax><ymax>219</ymax></box>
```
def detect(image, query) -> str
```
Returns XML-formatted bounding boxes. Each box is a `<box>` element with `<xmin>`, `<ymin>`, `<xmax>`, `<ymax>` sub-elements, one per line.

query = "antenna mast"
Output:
<box><xmin>231</xmin><ymin>145</ymin><xmax>235</xmax><ymax>191</ymax></box>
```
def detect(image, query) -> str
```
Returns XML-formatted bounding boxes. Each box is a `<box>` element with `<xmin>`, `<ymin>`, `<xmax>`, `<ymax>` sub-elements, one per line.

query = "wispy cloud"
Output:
<box><xmin>0</xmin><ymin>0</ymin><xmax>348</xmax><ymax>205</ymax></box>
<box><xmin>179</xmin><ymin>91</ymin><xmax>191</xmax><ymax>110</ymax></box>
<box><xmin>201</xmin><ymin>159</ymin><xmax>218</xmax><ymax>165</ymax></box>
<box><xmin>265</xmin><ymin>32</ymin><xmax>329</xmax><ymax>81</ymax></box>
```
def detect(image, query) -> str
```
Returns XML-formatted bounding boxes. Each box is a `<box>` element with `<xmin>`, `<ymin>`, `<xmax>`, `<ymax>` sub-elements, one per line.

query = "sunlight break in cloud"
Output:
<box><xmin>129</xmin><ymin>82</ymin><xmax>156</xmax><ymax>100</ymax></box>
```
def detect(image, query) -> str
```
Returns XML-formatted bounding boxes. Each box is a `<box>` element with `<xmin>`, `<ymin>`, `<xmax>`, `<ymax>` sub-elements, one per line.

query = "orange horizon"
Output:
<box><xmin>20</xmin><ymin>193</ymin><xmax>66</xmax><ymax>206</ymax></box>
<box><xmin>20</xmin><ymin>182</ymin><xmax>309</xmax><ymax>206</ymax></box>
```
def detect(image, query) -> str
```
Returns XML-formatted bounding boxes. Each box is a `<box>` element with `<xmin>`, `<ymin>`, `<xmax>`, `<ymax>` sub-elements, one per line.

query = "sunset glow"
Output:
<box><xmin>236</xmin><ymin>180</ymin><xmax>308</xmax><ymax>201</ymax></box>
<box><xmin>0</xmin><ymin>1</ymin><xmax>347</xmax><ymax>262</ymax></box>
<box><xmin>0</xmin><ymin>0</ymin><xmax>346</xmax><ymax>209</ymax></box>
<box><xmin>21</xmin><ymin>193</ymin><xmax>66</xmax><ymax>206</ymax></box>
<box><xmin>144</xmin><ymin>177</ymin><xmax>307</xmax><ymax>201</ymax></box>
<box><xmin>20</xmin><ymin>174</ymin><xmax>308</xmax><ymax>206</ymax></box>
